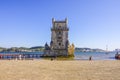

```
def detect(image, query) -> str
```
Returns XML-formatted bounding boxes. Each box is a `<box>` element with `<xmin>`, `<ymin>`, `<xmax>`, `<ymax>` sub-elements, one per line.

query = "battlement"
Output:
<box><xmin>52</xmin><ymin>18</ymin><xmax>67</xmax><ymax>23</ymax></box>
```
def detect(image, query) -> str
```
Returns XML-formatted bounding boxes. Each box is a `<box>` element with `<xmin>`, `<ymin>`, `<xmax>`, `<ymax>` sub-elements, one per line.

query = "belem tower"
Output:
<box><xmin>43</xmin><ymin>18</ymin><xmax>74</xmax><ymax>57</ymax></box>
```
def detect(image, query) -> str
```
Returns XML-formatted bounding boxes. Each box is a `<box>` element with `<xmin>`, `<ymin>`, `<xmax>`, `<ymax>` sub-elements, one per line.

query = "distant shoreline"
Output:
<box><xmin>0</xmin><ymin>47</ymin><xmax>107</xmax><ymax>52</ymax></box>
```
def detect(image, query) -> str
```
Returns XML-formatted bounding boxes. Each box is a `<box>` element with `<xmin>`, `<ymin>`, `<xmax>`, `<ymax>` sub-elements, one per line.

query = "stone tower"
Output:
<box><xmin>50</xmin><ymin>18</ymin><xmax>69</xmax><ymax>56</ymax></box>
<box><xmin>44</xmin><ymin>18</ymin><xmax>69</xmax><ymax>57</ymax></box>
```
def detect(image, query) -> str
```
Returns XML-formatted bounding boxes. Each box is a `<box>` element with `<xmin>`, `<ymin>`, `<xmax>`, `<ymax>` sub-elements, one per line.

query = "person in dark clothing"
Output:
<box><xmin>89</xmin><ymin>56</ymin><xmax>92</xmax><ymax>61</ymax></box>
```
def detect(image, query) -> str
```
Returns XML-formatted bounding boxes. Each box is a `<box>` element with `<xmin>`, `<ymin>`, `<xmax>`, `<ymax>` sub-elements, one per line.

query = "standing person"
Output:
<box><xmin>19</xmin><ymin>54</ymin><xmax>22</xmax><ymax>60</ymax></box>
<box><xmin>89</xmin><ymin>56</ymin><xmax>92</xmax><ymax>61</ymax></box>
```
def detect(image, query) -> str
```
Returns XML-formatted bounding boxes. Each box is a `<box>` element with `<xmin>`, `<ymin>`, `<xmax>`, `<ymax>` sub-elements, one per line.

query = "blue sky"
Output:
<box><xmin>0</xmin><ymin>0</ymin><xmax>120</xmax><ymax>50</ymax></box>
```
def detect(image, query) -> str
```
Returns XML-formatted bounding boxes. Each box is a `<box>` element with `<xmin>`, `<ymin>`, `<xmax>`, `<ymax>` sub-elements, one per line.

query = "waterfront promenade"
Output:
<box><xmin>0</xmin><ymin>53</ymin><xmax>42</xmax><ymax>60</ymax></box>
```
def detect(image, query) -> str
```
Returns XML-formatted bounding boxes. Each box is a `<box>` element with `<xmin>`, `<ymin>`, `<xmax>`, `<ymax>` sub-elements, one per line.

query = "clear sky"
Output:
<box><xmin>0</xmin><ymin>0</ymin><xmax>120</xmax><ymax>50</ymax></box>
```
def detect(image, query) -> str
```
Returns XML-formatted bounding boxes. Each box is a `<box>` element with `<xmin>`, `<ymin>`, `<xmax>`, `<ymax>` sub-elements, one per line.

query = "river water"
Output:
<box><xmin>0</xmin><ymin>52</ymin><xmax>116</xmax><ymax>60</ymax></box>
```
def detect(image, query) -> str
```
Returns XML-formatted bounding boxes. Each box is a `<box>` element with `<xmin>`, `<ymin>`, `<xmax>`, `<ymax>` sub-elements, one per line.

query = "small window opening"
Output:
<box><xmin>59</xmin><ymin>43</ymin><xmax>61</xmax><ymax>46</ymax></box>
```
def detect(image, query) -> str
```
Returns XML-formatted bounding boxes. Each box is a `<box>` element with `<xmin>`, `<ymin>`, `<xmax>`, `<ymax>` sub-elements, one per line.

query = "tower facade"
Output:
<box><xmin>44</xmin><ymin>18</ymin><xmax>69</xmax><ymax>56</ymax></box>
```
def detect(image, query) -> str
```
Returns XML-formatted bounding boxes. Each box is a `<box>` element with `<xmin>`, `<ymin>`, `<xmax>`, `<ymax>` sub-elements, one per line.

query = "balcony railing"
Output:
<box><xmin>51</xmin><ymin>27</ymin><xmax>69</xmax><ymax>31</ymax></box>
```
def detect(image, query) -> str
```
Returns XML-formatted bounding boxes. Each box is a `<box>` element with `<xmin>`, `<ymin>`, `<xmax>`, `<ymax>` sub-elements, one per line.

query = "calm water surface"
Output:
<box><xmin>75</xmin><ymin>52</ymin><xmax>116</xmax><ymax>60</ymax></box>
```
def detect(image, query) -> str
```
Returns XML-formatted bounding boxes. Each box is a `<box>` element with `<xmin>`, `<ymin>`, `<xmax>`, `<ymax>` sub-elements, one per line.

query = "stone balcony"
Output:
<box><xmin>51</xmin><ymin>27</ymin><xmax>69</xmax><ymax>31</ymax></box>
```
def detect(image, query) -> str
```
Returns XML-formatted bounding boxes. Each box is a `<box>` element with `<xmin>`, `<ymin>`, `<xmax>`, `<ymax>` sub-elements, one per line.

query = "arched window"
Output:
<box><xmin>58</xmin><ymin>37</ymin><xmax>62</xmax><ymax>39</ymax></box>
<box><xmin>59</xmin><ymin>43</ymin><xmax>61</xmax><ymax>46</ymax></box>
<box><xmin>58</xmin><ymin>31</ymin><xmax>61</xmax><ymax>34</ymax></box>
